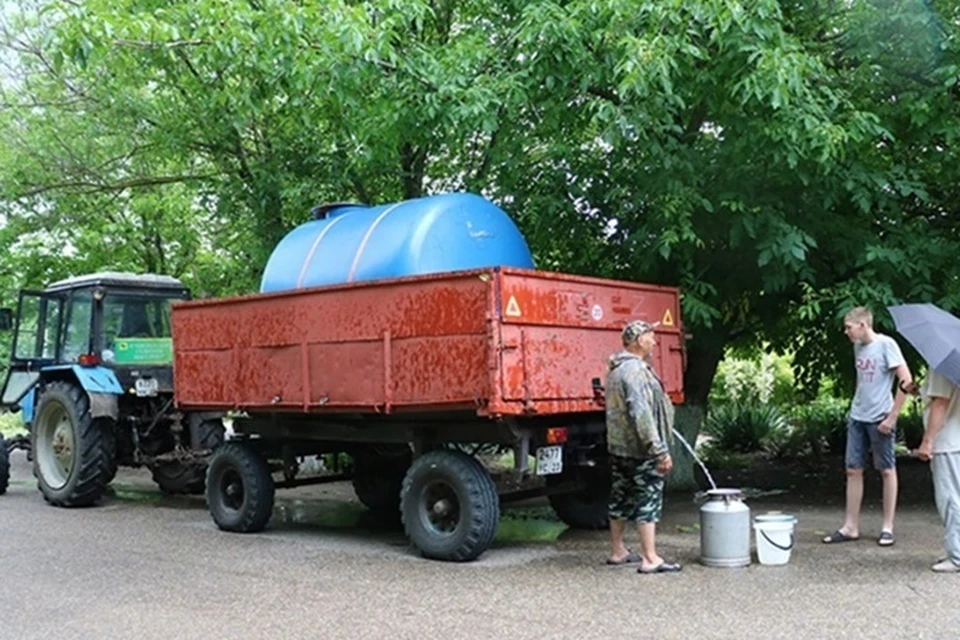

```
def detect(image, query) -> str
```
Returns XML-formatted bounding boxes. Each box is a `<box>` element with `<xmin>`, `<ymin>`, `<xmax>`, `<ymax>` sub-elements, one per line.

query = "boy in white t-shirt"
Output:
<box><xmin>918</xmin><ymin>370</ymin><xmax>960</xmax><ymax>573</ymax></box>
<box><xmin>823</xmin><ymin>307</ymin><xmax>913</xmax><ymax>546</ymax></box>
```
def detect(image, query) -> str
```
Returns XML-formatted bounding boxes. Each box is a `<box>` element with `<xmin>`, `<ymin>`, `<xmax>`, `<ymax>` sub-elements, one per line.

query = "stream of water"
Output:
<box><xmin>672</xmin><ymin>431</ymin><xmax>718</xmax><ymax>491</ymax></box>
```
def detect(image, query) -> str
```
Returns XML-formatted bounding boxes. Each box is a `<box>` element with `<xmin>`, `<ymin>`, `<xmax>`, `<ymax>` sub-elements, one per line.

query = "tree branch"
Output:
<box><xmin>18</xmin><ymin>174</ymin><xmax>220</xmax><ymax>198</ymax></box>
<box><xmin>400</xmin><ymin>142</ymin><xmax>428</xmax><ymax>199</ymax></box>
<box><xmin>471</xmin><ymin>106</ymin><xmax>506</xmax><ymax>184</ymax></box>
<box><xmin>587</xmin><ymin>85</ymin><xmax>621</xmax><ymax>106</ymax></box>
<box><xmin>114</xmin><ymin>39</ymin><xmax>210</xmax><ymax>50</ymax></box>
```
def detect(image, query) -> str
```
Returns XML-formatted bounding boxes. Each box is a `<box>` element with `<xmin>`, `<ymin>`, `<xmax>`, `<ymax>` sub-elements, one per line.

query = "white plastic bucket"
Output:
<box><xmin>753</xmin><ymin>513</ymin><xmax>797</xmax><ymax>566</ymax></box>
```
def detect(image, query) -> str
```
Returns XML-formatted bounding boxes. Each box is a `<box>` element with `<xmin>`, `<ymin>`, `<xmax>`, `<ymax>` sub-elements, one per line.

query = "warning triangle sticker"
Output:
<box><xmin>661</xmin><ymin>309</ymin><xmax>674</xmax><ymax>326</ymax></box>
<box><xmin>505</xmin><ymin>296</ymin><xmax>522</xmax><ymax>317</ymax></box>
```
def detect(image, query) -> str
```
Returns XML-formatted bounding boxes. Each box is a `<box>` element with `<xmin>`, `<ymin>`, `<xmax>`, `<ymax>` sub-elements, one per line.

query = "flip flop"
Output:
<box><xmin>638</xmin><ymin>561</ymin><xmax>682</xmax><ymax>574</ymax></box>
<box><xmin>822</xmin><ymin>530</ymin><xmax>859</xmax><ymax>544</ymax></box>
<box><xmin>605</xmin><ymin>551</ymin><xmax>641</xmax><ymax>566</ymax></box>
<box><xmin>877</xmin><ymin>531</ymin><xmax>895</xmax><ymax>547</ymax></box>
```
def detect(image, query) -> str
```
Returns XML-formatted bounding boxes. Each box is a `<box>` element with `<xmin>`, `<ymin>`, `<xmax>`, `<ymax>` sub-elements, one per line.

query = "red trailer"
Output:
<box><xmin>173</xmin><ymin>267</ymin><xmax>684</xmax><ymax>561</ymax></box>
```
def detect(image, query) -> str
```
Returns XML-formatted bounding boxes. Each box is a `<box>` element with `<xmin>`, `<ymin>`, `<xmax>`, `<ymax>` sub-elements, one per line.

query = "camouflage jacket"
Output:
<box><xmin>605</xmin><ymin>351</ymin><xmax>674</xmax><ymax>460</ymax></box>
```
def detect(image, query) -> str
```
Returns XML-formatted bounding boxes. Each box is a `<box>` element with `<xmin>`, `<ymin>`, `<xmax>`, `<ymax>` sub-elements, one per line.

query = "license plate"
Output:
<box><xmin>135</xmin><ymin>378</ymin><xmax>159</xmax><ymax>397</ymax></box>
<box><xmin>535</xmin><ymin>445</ymin><xmax>563</xmax><ymax>476</ymax></box>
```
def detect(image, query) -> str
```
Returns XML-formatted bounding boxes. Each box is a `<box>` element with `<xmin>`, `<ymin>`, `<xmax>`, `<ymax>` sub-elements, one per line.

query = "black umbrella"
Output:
<box><xmin>888</xmin><ymin>303</ymin><xmax>960</xmax><ymax>386</ymax></box>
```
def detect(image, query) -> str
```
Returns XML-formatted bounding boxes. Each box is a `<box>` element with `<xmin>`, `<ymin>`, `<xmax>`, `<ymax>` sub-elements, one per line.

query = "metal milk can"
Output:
<box><xmin>699</xmin><ymin>488</ymin><xmax>751</xmax><ymax>567</ymax></box>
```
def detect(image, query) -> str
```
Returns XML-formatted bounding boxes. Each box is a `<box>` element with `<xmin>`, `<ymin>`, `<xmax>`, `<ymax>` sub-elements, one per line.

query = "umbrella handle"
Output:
<box><xmin>899</xmin><ymin>381</ymin><xmax>920</xmax><ymax>396</ymax></box>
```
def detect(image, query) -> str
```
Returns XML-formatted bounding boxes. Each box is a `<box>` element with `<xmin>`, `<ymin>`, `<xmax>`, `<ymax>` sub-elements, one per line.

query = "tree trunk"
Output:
<box><xmin>666</xmin><ymin>403</ymin><xmax>706</xmax><ymax>491</ymax></box>
<box><xmin>666</xmin><ymin>338</ymin><xmax>724</xmax><ymax>491</ymax></box>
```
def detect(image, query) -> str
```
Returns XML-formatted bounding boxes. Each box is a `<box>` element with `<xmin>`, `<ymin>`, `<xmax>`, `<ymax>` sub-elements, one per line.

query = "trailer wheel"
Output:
<box><xmin>352</xmin><ymin>446</ymin><xmax>411</xmax><ymax>512</ymax></box>
<box><xmin>0</xmin><ymin>433</ymin><xmax>9</xmax><ymax>495</ymax></box>
<box><xmin>32</xmin><ymin>382</ymin><xmax>112</xmax><ymax>507</ymax></box>
<box><xmin>206</xmin><ymin>442</ymin><xmax>274</xmax><ymax>533</ymax></box>
<box><xmin>401</xmin><ymin>450</ymin><xmax>499</xmax><ymax>562</ymax></box>
<box><xmin>546</xmin><ymin>464</ymin><xmax>611</xmax><ymax>530</ymax></box>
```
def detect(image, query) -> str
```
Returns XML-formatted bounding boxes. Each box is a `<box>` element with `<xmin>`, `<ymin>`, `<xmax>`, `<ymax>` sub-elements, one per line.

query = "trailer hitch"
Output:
<box><xmin>4</xmin><ymin>433</ymin><xmax>31</xmax><ymax>455</ymax></box>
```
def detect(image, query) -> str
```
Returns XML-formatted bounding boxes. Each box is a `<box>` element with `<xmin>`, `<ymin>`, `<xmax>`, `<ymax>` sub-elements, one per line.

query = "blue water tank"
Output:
<box><xmin>260</xmin><ymin>192</ymin><xmax>535</xmax><ymax>292</ymax></box>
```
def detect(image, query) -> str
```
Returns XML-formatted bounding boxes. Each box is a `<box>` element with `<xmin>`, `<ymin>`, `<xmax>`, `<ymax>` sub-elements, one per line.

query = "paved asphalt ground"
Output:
<box><xmin>2</xmin><ymin>449</ymin><xmax>958</xmax><ymax>640</ymax></box>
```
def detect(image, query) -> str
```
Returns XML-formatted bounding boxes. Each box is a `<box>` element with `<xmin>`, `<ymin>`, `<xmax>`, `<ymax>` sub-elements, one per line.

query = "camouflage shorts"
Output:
<box><xmin>607</xmin><ymin>455</ymin><xmax>664</xmax><ymax>523</ymax></box>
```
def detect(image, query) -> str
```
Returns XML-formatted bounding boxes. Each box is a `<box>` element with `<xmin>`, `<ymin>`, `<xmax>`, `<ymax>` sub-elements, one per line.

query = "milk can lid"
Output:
<box><xmin>705</xmin><ymin>488</ymin><xmax>744</xmax><ymax>500</ymax></box>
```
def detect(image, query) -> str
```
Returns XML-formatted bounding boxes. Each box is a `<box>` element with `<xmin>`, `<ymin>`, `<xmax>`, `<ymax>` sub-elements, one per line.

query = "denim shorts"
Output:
<box><xmin>845</xmin><ymin>418</ymin><xmax>896</xmax><ymax>470</ymax></box>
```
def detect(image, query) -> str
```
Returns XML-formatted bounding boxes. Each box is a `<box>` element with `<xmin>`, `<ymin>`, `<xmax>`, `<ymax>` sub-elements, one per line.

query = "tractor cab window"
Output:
<box><xmin>101</xmin><ymin>294</ymin><xmax>178</xmax><ymax>366</ymax></box>
<box><xmin>61</xmin><ymin>294</ymin><xmax>93</xmax><ymax>363</ymax></box>
<box><xmin>2</xmin><ymin>292</ymin><xmax>63</xmax><ymax>408</ymax></box>
<box><xmin>13</xmin><ymin>293</ymin><xmax>62</xmax><ymax>361</ymax></box>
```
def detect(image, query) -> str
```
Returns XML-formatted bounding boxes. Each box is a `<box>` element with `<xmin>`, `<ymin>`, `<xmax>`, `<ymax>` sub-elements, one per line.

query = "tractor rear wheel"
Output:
<box><xmin>32</xmin><ymin>382</ymin><xmax>112</xmax><ymax>507</ymax></box>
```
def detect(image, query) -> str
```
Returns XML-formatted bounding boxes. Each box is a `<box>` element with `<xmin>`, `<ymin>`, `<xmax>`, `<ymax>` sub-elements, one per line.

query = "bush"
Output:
<box><xmin>898</xmin><ymin>410</ymin><xmax>924</xmax><ymax>450</ymax></box>
<box><xmin>704</xmin><ymin>402</ymin><xmax>788</xmax><ymax>454</ymax></box>
<box><xmin>710</xmin><ymin>351</ymin><xmax>797</xmax><ymax>407</ymax></box>
<box><xmin>787</xmin><ymin>397</ymin><xmax>849</xmax><ymax>456</ymax></box>
<box><xmin>698</xmin><ymin>442</ymin><xmax>753</xmax><ymax>469</ymax></box>
<box><xmin>0</xmin><ymin>412</ymin><xmax>26</xmax><ymax>438</ymax></box>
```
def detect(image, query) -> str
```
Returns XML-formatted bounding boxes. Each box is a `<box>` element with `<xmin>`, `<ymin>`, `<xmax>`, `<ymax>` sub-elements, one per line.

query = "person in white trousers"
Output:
<box><xmin>917</xmin><ymin>370</ymin><xmax>960</xmax><ymax>572</ymax></box>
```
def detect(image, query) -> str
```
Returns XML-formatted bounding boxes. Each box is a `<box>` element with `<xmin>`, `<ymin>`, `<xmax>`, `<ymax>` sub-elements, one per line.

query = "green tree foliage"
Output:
<box><xmin>2</xmin><ymin>1</ymin><xmax>960</xmax><ymax>429</ymax></box>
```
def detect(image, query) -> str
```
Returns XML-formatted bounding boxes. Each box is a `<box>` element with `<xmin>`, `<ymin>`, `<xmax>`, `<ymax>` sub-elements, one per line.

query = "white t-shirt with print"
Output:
<box><xmin>922</xmin><ymin>370</ymin><xmax>960</xmax><ymax>454</ymax></box>
<box><xmin>849</xmin><ymin>334</ymin><xmax>906</xmax><ymax>423</ymax></box>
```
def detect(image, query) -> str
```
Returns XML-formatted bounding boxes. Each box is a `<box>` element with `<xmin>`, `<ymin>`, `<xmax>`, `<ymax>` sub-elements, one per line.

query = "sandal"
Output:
<box><xmin>638</xmin><ymin>561</ymin><xmax>682</xmax><ymax>574</ymax></box>
<box><xmin>877</xmin><ymin>531</ymin><xmax>895</xmax><ymax>547</ymax></box>
<box><xmin>605</xmin><ymin>551</ymin><xmax>642</xmax><ymax>566</ymax></box>
<box><xmin>822</xmin><ymin>530</ymin><xmax>859</xmax><ymax>544</ymax></box>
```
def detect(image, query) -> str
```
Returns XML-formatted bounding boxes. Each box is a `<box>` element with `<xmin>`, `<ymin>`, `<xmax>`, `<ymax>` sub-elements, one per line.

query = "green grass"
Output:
<box><xmin>495</xmin><ymin>518</ymin><xmax>568</xmax><ymax>543</ymax></box>
<box><xmin>495</xmin><ymin>506</ymin><xmax>568</xmax><ymax>543</ymax></box>
<box><xmin>0</xmin><ymin>412</ymin><xmax>27</xmax><ymax>438</ymax></box>
<box><xmin>111</xmin><ymin>488</ymin><xmax>165</xmax><ymax>504</ymax></box>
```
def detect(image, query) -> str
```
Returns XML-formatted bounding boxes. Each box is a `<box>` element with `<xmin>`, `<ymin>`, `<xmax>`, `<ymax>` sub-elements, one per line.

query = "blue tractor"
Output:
<box><xmin>0</xmin><ymin>272</ymin><xmax>224</xmax><ymax>505</ymax></box>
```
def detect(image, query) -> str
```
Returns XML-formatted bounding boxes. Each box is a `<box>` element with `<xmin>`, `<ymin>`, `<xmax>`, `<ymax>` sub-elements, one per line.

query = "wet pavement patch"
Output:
<box><xmin>269</xmin><ymin>498</ymin><xmax>570</xmax><ymax>542</ymax></box>
<box><xmin>111</xmin><ymin>487</ymin><xmax>166</xmax><ymax>505</ymax></box>
<box><xmin>273</xmin><ymin>499</ymin><xmax>370</xmax><ymax>529</ymax></box>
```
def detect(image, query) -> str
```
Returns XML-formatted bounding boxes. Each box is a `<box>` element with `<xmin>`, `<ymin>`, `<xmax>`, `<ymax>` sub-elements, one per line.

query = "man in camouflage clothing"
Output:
<box><xmin>605</xmin><ymin>320</ymin><xmax>681</xmax><ymax>573</ymax></box>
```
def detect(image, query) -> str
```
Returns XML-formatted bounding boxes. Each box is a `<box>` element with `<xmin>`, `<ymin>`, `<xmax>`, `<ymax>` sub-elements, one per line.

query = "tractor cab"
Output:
<box><xmin>0</xmin><ymin>272</ymin><xmax>224</xmax><ymax>505</ymax></box>
<box><xmin>0</xmin><ymin>272</ymin><xmax>189</xmax><ymax>419</ymax></box>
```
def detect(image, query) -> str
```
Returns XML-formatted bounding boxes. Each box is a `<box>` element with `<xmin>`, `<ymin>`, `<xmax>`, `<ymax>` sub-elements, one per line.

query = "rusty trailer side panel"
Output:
<box><xmin>171</xmin><ymin>268</ymin><xmax>683</xmax><ymax>417</ymax></box>
<box><xmin>492</xmin><ymin>269</ymin><xmax>684</xmax><ymax>415</ymax></box>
